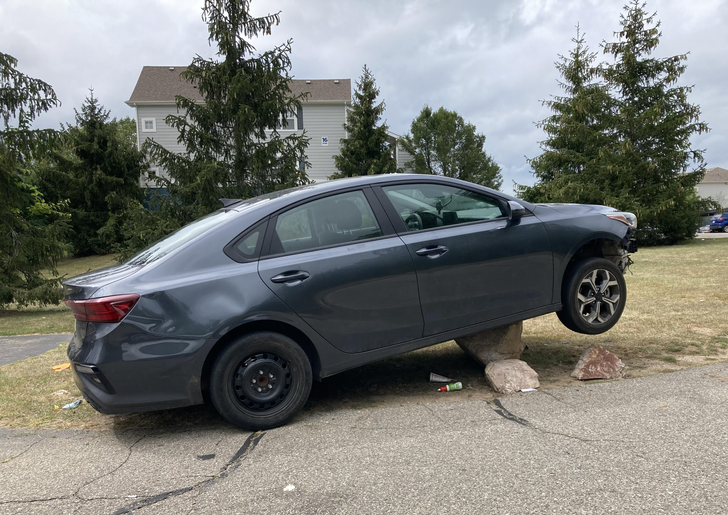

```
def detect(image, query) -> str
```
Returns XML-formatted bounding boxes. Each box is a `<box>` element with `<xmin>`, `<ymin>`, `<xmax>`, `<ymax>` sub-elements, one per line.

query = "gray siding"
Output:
<box><xmin>396</xmin><ymin>142</ymin><xmax>415</xmax><ymax>170</ymax></box>
<box><xmin>133</xmin><ymin>102</ymin><xmax>347</xmax><ymax>185</ymax></box>
<box><xmin>302</xmin><ymin>103</ymin><xmax>347</xmax><ymax>182</ymax></box>
<box><xmin>136</xmin><ymin>104</ymin><xmax>186</xmax><ymax>155</ymax></box>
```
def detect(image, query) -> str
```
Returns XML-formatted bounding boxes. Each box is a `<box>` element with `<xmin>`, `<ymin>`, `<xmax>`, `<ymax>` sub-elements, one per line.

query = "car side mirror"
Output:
<box><xmin>506</xmin><ymin>201</ymin><xmax>527</xmax><ymax>220</ymax></box>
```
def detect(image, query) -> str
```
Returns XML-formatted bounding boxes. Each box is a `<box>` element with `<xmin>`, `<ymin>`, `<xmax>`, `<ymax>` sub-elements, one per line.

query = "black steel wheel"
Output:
<box><xmin>557</xmin><ymin>257</ymin><xmax>627</xmax><ymax>335</ymax></box>
<box><xmin>210</xmin><ymin>332</ymin><xmax>312</xmax><ymax>430</ymax></box>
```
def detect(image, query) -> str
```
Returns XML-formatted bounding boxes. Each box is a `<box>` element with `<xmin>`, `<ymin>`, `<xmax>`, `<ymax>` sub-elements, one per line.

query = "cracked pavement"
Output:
<box><xmin>1</xmin><ymin>362</ymin><xmax>727</xmax><ymax>514</ymax></box>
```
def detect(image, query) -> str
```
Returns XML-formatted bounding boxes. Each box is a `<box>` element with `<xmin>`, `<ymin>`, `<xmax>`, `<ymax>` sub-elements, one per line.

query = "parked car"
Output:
<box><xmin>63</xmin><ymin>175</ymin><xmax>637</xmax><ymax>430</ymax></box>
<box><xmin>709</xmin><ymin>213</ymin><xmax>728</xmax><ymax>232</ymax></box>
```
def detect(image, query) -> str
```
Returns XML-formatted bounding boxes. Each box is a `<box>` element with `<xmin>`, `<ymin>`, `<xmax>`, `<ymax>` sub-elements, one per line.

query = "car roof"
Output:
<box><xmin>229</xmin><ymin>174</ymin><xmax>527</xmax><ymax>218</ymax></box>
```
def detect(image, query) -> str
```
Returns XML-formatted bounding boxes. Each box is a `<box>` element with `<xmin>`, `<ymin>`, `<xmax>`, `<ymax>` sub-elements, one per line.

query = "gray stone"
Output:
<box><xmin>571</xmin><ymin>345</ymin><xmax>626</xmax><ymax>380</ymax></box>
<box><xmin>485</xmin><ymin>359</ymin><xmax>540</xmax><ymax>394</ymax></box>
<box><xmin>455</xmin><ymin>322</ymin><xmax>524</xmax><ymax>366</ymax></box>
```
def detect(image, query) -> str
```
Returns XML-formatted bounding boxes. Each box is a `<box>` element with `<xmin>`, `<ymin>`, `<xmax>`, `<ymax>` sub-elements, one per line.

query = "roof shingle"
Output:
<box><xmin>702</xmin><ymin>167</ymin><xmax>728</xmax><ymax>183</ymax></box>
<box><xmin>127</xmin><ymin>66</ymin><xmax>350</xmax><ymax>103</ymax></box>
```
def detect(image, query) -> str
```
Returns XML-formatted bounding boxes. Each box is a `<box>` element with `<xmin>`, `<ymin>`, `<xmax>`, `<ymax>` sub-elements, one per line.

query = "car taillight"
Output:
<box><xmin>718</xmin><ymin>218</ymin><xmax>725</xmax><ymax>222</ymax></box>
<box><xmin>64</xmin><ymin>294</ymin><xmax>140</xmax><ymax>323</ymax></box>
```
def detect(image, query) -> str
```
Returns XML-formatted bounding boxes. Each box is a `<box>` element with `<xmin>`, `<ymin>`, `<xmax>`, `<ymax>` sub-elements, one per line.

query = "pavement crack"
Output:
<box><xmin>0</xmin><ymin>496</ymin><xmax>70</xmax><ymax>505</ymax></box>
<box><xmin>111</xmin><ymin>430</ymin><xmax>265</xmax><ymax>515</ymax></box>
<box><xmin>0</xmin><ymin>435</ymin><xmax>42</xmax><ymax>464</ymax></box>
<box><xmin>486</xmin><ymin>399</ymin><xmax>628</xmax><ymax>443</ymax></box>
<box><xmin>74</xmin><ymin>433</ymin><xmax>147</xmax><ymax>501</ymax></box>
<box><xmin>487</xmin><ymin>399</ymin><xmax>533</xmax><ymax>428</ymax></box>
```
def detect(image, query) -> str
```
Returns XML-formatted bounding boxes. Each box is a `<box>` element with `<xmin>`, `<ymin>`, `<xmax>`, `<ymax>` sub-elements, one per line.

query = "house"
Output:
<box><xmin>125</xmin><ymin>66</ymin><xmax>413</xmax><ymax>185</ymax></box>
<box><xmin>696</xmin><ymin>167</ymin><xmax>728</xmax><ymax>208</ymax></box>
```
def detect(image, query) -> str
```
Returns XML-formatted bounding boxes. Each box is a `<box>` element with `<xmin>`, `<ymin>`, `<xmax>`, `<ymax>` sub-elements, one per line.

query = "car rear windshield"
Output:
<box><xmin>126</xmin><ymin>209</ymin><xmax>237</xmax><ymax>266</ymax></box>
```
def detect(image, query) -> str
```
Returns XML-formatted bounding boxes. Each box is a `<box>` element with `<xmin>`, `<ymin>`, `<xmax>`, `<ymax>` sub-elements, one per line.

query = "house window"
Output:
<box><xmin>270</xmin><ymin>112</ymin><xmax>297</xmax><ymax>131</ymax></box>
<box><xmin>141</xmin><ymin>118</ymin><xmax>156</xmax><ymax>132</ymax></box>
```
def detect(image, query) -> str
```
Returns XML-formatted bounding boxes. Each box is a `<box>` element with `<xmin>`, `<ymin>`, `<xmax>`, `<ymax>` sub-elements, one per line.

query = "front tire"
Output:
<box><xmin>557</xmin><ymin>257</ymin><xmax>626</xmax><ymax>335</ymax></box>
<box><xmin>210</xmin><ymin>332</ymin><xmax>312</xmax><ymax>430</ymax></box>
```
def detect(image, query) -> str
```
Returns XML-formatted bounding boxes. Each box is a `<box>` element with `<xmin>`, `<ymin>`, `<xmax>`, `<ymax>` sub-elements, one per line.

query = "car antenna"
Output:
<box><xmin>219</xmin><ymin>198</ymin><xmax>242</xmax><ymax>208</ymax></box>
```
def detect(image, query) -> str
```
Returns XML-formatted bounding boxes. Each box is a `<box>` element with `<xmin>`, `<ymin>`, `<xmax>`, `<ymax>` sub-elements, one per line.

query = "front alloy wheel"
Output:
<box><xmin>557</xmin><ymin>257</ymin><xmax>627</xmax><ymax>335</ymax></box>
<box><xmin>576</xmin><ymin>269</ymin><xmax>621</xmax><ymax>325</ymax></box>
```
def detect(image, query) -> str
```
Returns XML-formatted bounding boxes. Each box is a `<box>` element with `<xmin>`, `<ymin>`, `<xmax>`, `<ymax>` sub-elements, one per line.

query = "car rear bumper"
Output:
<box><xmin>67</xmin><ymin>321</ymin><xmax>213</xmax><ymax>415</ymax></box>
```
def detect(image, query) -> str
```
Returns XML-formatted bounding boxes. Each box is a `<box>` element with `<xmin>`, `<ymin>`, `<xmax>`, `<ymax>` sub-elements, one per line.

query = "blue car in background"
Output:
<box><xmin>710</xmin><ymin>213</ymin><xmax>728</xmax><ymax>232</ymax></box>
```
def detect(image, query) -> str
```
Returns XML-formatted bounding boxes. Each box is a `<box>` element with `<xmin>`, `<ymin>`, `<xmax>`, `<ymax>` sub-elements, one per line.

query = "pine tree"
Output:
<box><xmin>600</xmin><ymin>1</ymin><xmax>709</xmax><ymax>244</ymax></box>
<box><xmin>35</xmin><ymin>91</ymin><xmax>145</xmax><ymax>255</ymax></box>
<box><xmin>516</xmin><ymin>27</ymin><xmax>614</xmax><ymax>202</ymax></box>
<box><xmin>400</xmin><ymin>106</ymin><xmax>502</xmax><ymax>189</ymax></box>
<box><xmin>145</xmin><ymin>0</ymin><xmax>310</xmax><ymax>224</ymax></box>
<box><xmin>0</xmin><ymin>53</ymin><xmax>68</xmax><ymax>308</ymax></box>
<box><xmin>331</xmin><ymin>65</ymin><xmax>396</xmax><ymax>178</ymax></box>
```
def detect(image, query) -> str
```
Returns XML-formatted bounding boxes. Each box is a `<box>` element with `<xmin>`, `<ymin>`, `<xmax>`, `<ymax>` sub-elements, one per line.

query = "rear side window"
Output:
<box><xmin>382</xmin><ymin>183</ymin><xmax>505</xmax><ymax>232</ymax></box>
<box><xmin>225</xmin><ymin>221</ymin><xmax>266</xmax><ymax>262</ymax></box>
<box><xmin>270</xmin><ymin>190</ymin><xmax>382</xmax><ymax>255</ymax></box>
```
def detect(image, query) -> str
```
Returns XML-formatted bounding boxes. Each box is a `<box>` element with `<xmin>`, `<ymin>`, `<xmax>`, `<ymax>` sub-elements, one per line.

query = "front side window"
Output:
<box><xmin>270</xmin><ymin>190</ymin><xmax>382</xmax><ymax>255</ymax></box>
<box><xmin>382</xmin><ymin>183</ymin><xmax>505</xmax><ymax>232</ymax></box>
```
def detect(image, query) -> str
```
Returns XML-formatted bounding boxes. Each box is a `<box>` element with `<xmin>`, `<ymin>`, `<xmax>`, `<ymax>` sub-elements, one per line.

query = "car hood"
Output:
<box><xmin>62</xmin><ymin>263</ymin><xmax>141</xmax><ymax>300</ymax></box>
<box><xmin>535</xmin><ymin>203</ymin><xmax>620</xmax><ymax>215</ymax></box>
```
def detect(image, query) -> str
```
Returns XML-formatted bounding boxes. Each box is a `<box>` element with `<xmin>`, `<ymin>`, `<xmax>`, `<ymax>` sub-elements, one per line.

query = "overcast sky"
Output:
<box><xmin>2</xmin><ymin>0</ymin><xmax>726</xmax><ymax>194</ymax></box>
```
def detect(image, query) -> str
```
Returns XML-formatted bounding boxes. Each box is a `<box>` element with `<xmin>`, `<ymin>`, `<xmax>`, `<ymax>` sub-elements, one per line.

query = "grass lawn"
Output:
<box><xmin>0</xmin><ymin>239</ymin><xmax>726</xmax><ymax>430</ymax></box>
<box><xmin>0</xmin><ymin>254</ymin><xmax>118</xmax><ymax>336</ymax></box>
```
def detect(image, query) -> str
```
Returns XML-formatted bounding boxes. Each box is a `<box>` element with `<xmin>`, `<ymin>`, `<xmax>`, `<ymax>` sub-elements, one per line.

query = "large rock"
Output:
<box><xmin>485</xmin><ymin>359</ymin><xmax>540</xmax><ymax>394</ymax></box>
<box><xmin>455</xmin><ymin>322</ymin><xmax>524</xmax><ymax>366</ymax></box>
<box><xmin>571</xmin><ymin>345</ymin><xmax>626</xmax><ymax>380</ymax></box>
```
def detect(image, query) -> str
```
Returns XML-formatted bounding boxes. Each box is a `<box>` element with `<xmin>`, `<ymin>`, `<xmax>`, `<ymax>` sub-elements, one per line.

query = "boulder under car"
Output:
<box><xmin>63</xmin><ymin>174</ymin><xmax>637</xmax><ymax>430</ymax></box>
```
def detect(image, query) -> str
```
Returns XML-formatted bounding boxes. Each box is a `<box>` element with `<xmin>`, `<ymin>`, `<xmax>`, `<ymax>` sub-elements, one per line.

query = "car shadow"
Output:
<box><xmin>108</xmin><ymin>341</ymin><xmax>486</xmax><ymax>432</ymax></box>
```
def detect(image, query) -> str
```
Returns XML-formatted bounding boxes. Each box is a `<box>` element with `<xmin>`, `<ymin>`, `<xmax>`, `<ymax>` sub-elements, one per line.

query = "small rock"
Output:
<box><xmin>485</xmin><ymin>359</ymin><xmax>540</xmax><ymax>394</ymax></box>
<box><xmin>571</xmin><ymin>345</ymin><xmax>625</xmax><ymax>380</ymax></box>
<box><xmin>455</xmin><ymin>322</ymin><xmax>524</xmax><ymax>366</ymax></box>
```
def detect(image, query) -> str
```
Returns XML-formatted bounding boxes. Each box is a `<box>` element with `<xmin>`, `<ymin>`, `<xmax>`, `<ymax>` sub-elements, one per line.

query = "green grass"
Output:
<box><xmin>0</xmin><ymin>254</ymin><xmax>118</xmax><ymax>336</ymax></box>
<box><xmin>2</xmin><ymin>239</ymin><xmax>728</xmax><ymax>429</ymax></box>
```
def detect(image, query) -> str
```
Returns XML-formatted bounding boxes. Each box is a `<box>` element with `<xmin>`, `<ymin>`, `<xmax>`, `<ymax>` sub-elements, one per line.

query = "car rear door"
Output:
<box><xmin>257</xmin><ymin>187</ymin><xmax>424</xmax><ymax>353</ymax></box>
<box><xmin>374</xmin><ymin>181</ymin><xmax>553</xmax><ymax>337</ymax></box>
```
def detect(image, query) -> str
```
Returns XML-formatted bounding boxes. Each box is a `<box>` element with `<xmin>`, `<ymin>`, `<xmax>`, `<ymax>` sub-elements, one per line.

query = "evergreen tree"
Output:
<box><xmin>331</xmin><ymin>65</ymin><xmax>396</xmax><ymax>178</ymax></box>
<box><xmin>516</xmin><ymin>27</ymin><xmax>614</xmax><ymax>202</ymax></box>
<box><xmin>519</xmin><ymin>3</ymin><xmax>709</xmax><ymax>245</ymax></box>
<box><xmin>600</xmin><ymin>1</ymin><xmax>709</xmax><ymax>244</ymax></box>
<box><xmin>145</xmin><ymin>0</ymin><xmax>310</xmax><ymax>226</ymax></box>
<box><xmin>400</xmin><ymin>106</ymin><xmax>502</xmax><ymax>189</ymax></box>
<box><xmin>35</xmin><ymin>91</ymin><xmax>145</xmax><ymax>255</ymax></box>
<box><xmin>0</xmin><ymin>53</ymin><xmax>68</xmax><ymax>308</ymax></box>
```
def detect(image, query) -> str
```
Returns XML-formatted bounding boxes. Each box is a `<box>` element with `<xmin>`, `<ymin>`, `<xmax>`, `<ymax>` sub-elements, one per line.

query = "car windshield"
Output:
<box><xmin>126</xmin><ymin>209</ymin><xmax>237</xmax><ymax>266</ymax></box>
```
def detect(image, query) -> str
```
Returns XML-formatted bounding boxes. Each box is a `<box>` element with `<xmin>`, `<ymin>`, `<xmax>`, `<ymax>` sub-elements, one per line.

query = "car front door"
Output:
<box><xmin>375</xmin><ymin>182</ymin><xmax>553</xmax><ymax>336</ymax></box>
<box><xmin>258</xmin><ymin>188</ymin><xmax>424</xmax><ymax>353</ymax></box>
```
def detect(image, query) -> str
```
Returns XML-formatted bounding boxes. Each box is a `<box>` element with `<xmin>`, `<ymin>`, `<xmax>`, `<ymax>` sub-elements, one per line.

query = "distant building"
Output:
<box><xmin>697</xmin><ymin>167</ymin><xmax>728</xmax><ymax>208</ymax></box>
<box><xmin>125</xmin><ymin>67</ymin><xmax>412</xmax><ymax>186</ymax></box>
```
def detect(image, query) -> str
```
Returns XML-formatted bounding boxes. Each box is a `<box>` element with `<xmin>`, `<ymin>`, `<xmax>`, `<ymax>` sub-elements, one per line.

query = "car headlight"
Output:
<box><xmin>606</xmin><ymin>212</ymin><xmax>637</xmax><ymax>230</ymax></box>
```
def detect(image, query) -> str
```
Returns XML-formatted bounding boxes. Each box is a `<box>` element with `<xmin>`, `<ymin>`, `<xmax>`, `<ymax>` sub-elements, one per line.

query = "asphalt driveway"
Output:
<box><xmin>0</xmin><ymin>334</ymin><xmax>72</xmax><ymax>367</ymax></box>
<box><xmin>1</xmin><ymin>362</ymin><xmax>727</xmax><ymax>514</ymax></box>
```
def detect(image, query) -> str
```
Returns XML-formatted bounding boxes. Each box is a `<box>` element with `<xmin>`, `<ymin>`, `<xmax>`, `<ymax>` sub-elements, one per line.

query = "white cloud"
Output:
<box><xmin>1</xmin><ymin>0</ymin><xmax>724</xmax><ymax>194</ymax></box>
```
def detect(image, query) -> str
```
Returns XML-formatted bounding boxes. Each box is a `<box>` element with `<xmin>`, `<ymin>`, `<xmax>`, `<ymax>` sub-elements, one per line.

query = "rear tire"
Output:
<box><xmin>557</xmin><ymin>257</ymin><xmax>626</xmax><ymax>335</ymax></box>
<box><xmin>210</xmin><ymin>332</ymin><xmax>312</xmax><ymax>431</ymax></box>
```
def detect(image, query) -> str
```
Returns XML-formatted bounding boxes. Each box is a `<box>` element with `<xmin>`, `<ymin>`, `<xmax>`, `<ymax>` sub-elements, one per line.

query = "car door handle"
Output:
<box><xmin>270</xmin><ymin>271</ymin><xmax>311</xmax><ymax>284</ymax></box>
<box><xmin>415</xmin><ymin>245</ymin><xmax>449</xmax><ymax>258</ymax></box>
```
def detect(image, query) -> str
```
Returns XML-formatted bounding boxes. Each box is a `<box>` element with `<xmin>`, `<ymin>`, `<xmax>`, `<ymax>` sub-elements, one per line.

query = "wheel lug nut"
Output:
<box><xmin>258</xmin><ymin>387</ymin><xmax>262</xmax><ymax>392</ymax></box>
<box><xmin>268</xmin><ymin>384</ymin><xmax>273</xmax><ymax>389</ymax></box>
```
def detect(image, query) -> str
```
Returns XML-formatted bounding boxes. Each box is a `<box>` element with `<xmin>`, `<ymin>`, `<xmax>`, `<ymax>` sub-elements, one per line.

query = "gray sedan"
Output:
<box><xmin>63</xmin><ymin>174</ymin><xmax>637</xmax><ymax>429</ymax></box>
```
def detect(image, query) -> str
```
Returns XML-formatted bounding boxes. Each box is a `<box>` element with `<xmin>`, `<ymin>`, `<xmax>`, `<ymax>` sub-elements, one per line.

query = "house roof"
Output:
<box><xmin>702</xmin><ymin>167</ymin><xmax>728</xmax><ymax>184</ymax></box>
<box><xmin>126</xmin><ymin>66</ymin><xmax>351</xmax><ymax>103</ymax></box>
